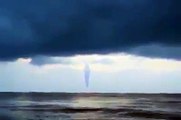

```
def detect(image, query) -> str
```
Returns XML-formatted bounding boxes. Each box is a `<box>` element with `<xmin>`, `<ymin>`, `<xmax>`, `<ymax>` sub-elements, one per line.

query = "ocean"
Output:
<box><xmin>0</xmin><ymin>93</ymin><xmax>181</xmax><ymax>120</ymax></box>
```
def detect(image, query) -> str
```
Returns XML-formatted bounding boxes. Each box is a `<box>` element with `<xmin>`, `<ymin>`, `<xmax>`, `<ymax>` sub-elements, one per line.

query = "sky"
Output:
<box><xmin>0</xmin><ymin>0</ymin><xmax>181</xmax><ymax>93</ymax></box>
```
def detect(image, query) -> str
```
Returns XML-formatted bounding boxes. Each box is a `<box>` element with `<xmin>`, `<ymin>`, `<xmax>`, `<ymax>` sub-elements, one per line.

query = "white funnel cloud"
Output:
<box><xmin>84</xmin><ymin>63</ymin><xmax>90</xmax><ymax>87</ymax></box>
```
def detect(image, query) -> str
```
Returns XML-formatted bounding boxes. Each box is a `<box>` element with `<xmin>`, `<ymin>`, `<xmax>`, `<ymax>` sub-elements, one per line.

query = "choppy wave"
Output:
<box><xmin>0</xmin><ymin>93</ymin><xmax>181</xmax><ymax>120</ymax></box>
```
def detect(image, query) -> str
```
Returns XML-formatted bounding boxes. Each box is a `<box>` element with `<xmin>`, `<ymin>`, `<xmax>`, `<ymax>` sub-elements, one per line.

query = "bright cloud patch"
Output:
<box><xmin>0</xmin><ymin>53</ymin><xmax>181</xmax><ymax>92</ymax></box>
<box><xmin>29</xmin><ymin>54</ymin><xmax>181</xmax><ymax>73</ymax></box>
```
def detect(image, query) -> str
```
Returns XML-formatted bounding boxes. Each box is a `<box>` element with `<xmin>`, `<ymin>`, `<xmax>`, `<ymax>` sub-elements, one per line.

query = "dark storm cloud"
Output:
<box><xmin>129</xmin><ymin>45</ymin><xmax>181</xmax><ymax>60</ymax></box>
<box><xmin>30</xmin><ymin>56</ymin><xmax>74</xmax><ymax>66</ymax></box>
<box><xmin>30</xmin><ymin>56</ymin><xmax>59</xmax><ymax>66</ymax></box>
<box><xmin>0</xmin><ymin>0</ymin><xmax>180</xmax><ymax>61</ymax></box>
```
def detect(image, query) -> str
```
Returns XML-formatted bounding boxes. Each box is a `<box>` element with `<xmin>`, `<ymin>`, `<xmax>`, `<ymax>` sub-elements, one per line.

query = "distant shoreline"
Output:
<box><xmin>0</xmin><ymin>92</ymin><xmax>180</xmax><ymax>95</ymax></box>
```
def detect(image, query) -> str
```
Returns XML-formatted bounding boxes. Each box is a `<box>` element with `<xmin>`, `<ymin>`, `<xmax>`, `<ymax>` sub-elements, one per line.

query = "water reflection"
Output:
<box><xmin>71</xmin><ymin>96</ymin><xmax>133</xmax><ymax>108</ymax></box>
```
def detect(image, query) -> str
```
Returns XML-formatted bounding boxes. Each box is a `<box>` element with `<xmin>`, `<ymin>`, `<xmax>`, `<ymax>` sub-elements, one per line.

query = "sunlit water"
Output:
<box><xmin>0</xmin><ymin>93</ymin><xmax>181</xmax><ymax>120</ymax></box>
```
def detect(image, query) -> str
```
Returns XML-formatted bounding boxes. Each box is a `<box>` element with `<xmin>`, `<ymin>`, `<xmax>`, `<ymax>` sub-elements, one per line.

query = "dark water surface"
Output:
<box><xmin>0</xmin><ymin>93</ymin><xmax>181</xmax><ymax>120</ymax></box>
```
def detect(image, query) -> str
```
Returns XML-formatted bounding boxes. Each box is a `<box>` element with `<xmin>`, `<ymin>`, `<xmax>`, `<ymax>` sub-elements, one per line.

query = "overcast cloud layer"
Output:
<box><xmin>0</xmin><ymin>0</ymin><xmax>180</xmax><ymax>61</ymax></box>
